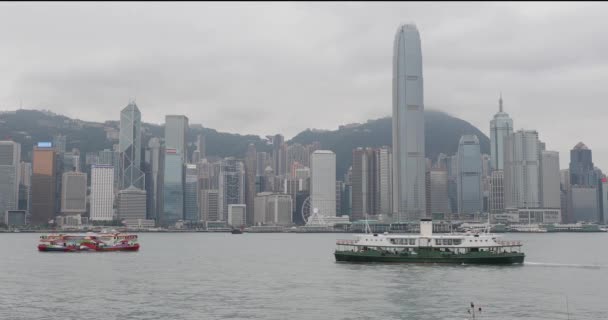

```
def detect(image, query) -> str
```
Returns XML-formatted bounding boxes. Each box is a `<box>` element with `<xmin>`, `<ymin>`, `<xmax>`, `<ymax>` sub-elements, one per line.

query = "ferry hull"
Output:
<box><xmin>334</xmin><ymin>251</ymin><xmax>524</xmax><ymax>265</ymax></box>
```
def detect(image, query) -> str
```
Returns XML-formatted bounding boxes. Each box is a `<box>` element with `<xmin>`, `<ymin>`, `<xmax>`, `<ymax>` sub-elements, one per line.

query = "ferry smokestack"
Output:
<box><xmin>420</xmin><ymin>219</ymin><xmax>433</xmax><ymax>237</ymax></box>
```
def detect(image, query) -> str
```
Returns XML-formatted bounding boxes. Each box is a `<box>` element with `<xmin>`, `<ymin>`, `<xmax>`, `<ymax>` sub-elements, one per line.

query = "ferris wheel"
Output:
<box><xmin>301</xmin><ymin>196</ymin><xmax>312</xmax><ymax>223</ymax></box>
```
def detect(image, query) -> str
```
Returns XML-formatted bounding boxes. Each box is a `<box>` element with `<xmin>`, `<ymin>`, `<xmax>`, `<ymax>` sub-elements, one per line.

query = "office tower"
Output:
<box><xmin>18</xmin><ymin>161</ymin><xmax>31</xmax><ymax>212</ymax></box>
<box><xmin>540</xmin><ymin>151</ymin><xmax>561</xmax><ymax>209</ymax></box>
<box><xmin>568</xmin><ymin>143</ymin><xmax>600</xmax><ymax>222</ymax></box>
<box><xmin>165</xmin><ymin>115</ymin><xmax>189</xmax><ymax>162</ymax></box>
<box><xmin>200</xmin><ymin>189</ymin><xmax>219</xmax><ymax>222</ymax></box>
<box><xmin>254</xmin><ymin>192</ymin><xmax>293</xmax><ymax>226</ymax></box>
<box><xmin>600</xmin><ymin>178</ymin><xmax>608</xmax><ymax>223</ymax></box>
<box><xmin>569</xmin><ymin>186</ymin><xmax>598</xmax><ymax>222</ymax></box>
<box><xmin>392</xmin><ymin>24</ymin><xmax>426</xmax><ymax>221</ymax></box>
<box><xmin>227</xmin><ymin>204</ymin><xmax>246</xmax><ymax>227</ymax></box>
<box><xmin>31</xmin><ymin>143</ymin><xmax>56</xmax><ymax>225</ymax></box>
<box><xmin>310</xmin><ymin>150</ymin><xmax>336</xmax><ymax>217</ymax></box>
<box><xmin>60</xmin><ymin>171</ymin><xmax>87</xmax><ymax>214</ymax></box>
<box><xmin>219</xmin><ymin>158</ymin><xmax>245</xmax><ymax>221</ymax></box>
<box><xmin>184</xmin><ymin>164</ymin><xmax>199</xmax><ymax>222</ymax></box>
<box><xmin>375</xmin><ymin>147</ymin><xmax>392</xmax><ymax>216</ymax></box>
<box><xmin>351</xmin><ymin>148</ymin><xmax>374</xmax><ymax>221</ymax></box>
<box><xmin>490</xmin><ymin>94</ymin><xmax>514</xmax><ymax>170</ymax></box>
<box><xmin>0</xmin><ymin>141</ymin><xmax>21</xmax><ymax>217</ymax></box>
<box><xmin>119</xmin><ymin>102</ymin><xmax>144</xmax><ymax>189</ymax></box>
<box><xmin>192</xmin><ymin>133</ymin><xmax>205</xmax><ymax>163</ymax></box>
<box><xmin>457</xmin><ymin>135</ymin><xmax>483</xmax><ymax>214</ymax></box>
<box><xmin>90</xmin><ymin>165</ymin><xmax>115</xmax><ymax>221</ymax></box>
<box><xmin>244</xmin><ymin>143</ymin><xmax>257</xmax><ymax>226</ymax></box>
<box><xmin>98</xmin><ymin>149</ymin><xmax>114</xmax><ymax>166</ymax></box>
<box><xmin>161</xmin><ymin>149</ymin><xmax>184</xmax><ymax>226</ymax></box>
<box><xmin>61</xmin><ymin>150</ymin><xmax>81</xmax><ymax>173</ymax></box>
<box><xmin>504</xmin><ymin>130</ymin><xmax>541</xmax><ymax>208</ymax></box>
<box><xmin>256</xmin><ymin>152</ymin><xmax>268</xmax><ymax>176</ymax></box>
<box><xmin>569</xmin><ymin>142</ymin><xmax>596</xmax><ymax>186</ymax></box>
<box><xmin>53</xmin><ymin>134</ymin><xmax>67</xmax><ymax>154</ymax></box>
<box><xmin>117</xmin><ymin>186</ymin><xmax>147</xmax><ymax>221</ymax></box>
<box><xmin>287</xmin><ymin>143</ymin><xmax>310</xmax><ymax>171</ymax></box>
<box><xmin>272</xmin><ymin>134</ymin><xmax>286</xmax><ymax>176</ymax></box>
<box><xmin>428</xmin><ymin>169</ymin><xmax>450</xmax><ymax>217</ymax></box>
<box><xmin>145</xmin><ymin>138</ymin><xmax>163</xmax><ymax>221</ymax></box>
<box><xmin>489</xmin><ymin>171</ymin><xmax>505</xmax><ymax>214</ymax></box>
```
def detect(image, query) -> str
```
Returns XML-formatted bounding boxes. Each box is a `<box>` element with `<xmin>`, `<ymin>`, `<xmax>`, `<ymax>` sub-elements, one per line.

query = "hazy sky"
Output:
<box><xmin>1</xmin><ymin>2</ymin><xmax>608</xmax><ymax>169</ymax></box>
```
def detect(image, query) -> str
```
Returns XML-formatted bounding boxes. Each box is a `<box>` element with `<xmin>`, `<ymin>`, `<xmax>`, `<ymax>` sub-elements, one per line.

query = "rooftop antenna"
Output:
<box><xmin>499</xmin><ymin>92</ymin><xmax>503</xmax><ymax>112</ymax></box>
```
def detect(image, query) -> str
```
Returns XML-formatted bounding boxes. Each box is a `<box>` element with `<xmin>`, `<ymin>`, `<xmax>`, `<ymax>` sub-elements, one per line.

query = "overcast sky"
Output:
<box><xmin>1</xmin><ymin>2</ymin><xmax>608</xmax><ymax>169</ymax></box>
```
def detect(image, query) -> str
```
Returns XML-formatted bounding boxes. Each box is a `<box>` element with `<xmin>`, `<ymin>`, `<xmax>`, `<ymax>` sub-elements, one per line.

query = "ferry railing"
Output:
<box><xmin>495</xmin><ymin>240</ymin><xmax>522</xmax><ymax>246</ymax></box>
<box><xmin>336</xmin><ymin>240</ymin><xmax>357</xmax><ymax>245</ymax></box>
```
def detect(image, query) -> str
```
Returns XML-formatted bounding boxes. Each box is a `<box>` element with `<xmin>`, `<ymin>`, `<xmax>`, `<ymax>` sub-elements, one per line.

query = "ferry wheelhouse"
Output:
<box><xmin>335</xmin><ymin>219</ymin><xmax>524</xmax><ymax>265</ymax></box>
<box><xmin>38</xmin><ymin>232</ymin><xmax>140</xmax><ymax>252</ymax></box>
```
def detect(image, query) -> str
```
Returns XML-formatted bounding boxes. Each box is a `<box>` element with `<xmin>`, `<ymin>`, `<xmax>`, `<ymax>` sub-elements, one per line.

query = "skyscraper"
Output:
<box><xmin>31</xmin><ymin>143</ymin><xmax>56</xmax><ymax>225</ymax></box>
<box><xmin>244</xmin><ymin>143</ymin><xmax>257</xmax><ymax>226</ymax></box>
<box><xmin>428</xmin><ymin>169</ymin><xmax>450</xmax><ymax>217</ymax></box>
<box><xmin>504</xmin><ymin>130</ymin><xmax>541</xmax><ymax>208</ymax></box>
<box><xmin>218</xmin><ymin>158</ymin><xmax>245</xmax><ymax>221</ymax></box>
<box><xmin>90</xmin><ymin>164</ymin><xmax>115</xmax><ymax>221</ymax></box>
<box><xmin>161</xmin><ymin>149</ymin><xmax>184</xmax><ymax>226</ymax></box>
<box><xmin>184</xmin><ymin>164</ymin><xmax>199</xmax><ymax>222</ymax></box>
<box><xmin>165</xmin><ymin>115</ymin><xmax>189</xmax><ymax>162</ymax></box>
<box><xmin>0</xmin><ymin>141</ymin><xmax>21</xmax><ymax>218</ymax></box>
<box><xmin>490</xmin><ymin>94</ymin><xmax>513</xmax><ymax>171</ymax></box>
<box><xmin>392</xmin><ymin>24</ymin><xmax>426</xmax><ymax>221</ymax></box>
<box><xmin>145</xmin><ymin>138</ymin><xmax>163</xmax><ymax>222</ymax></box>
<box><xmin>540</xmin><ymin>150</ymin><xmax>561</xmax><ymax>209</ymax></box>
<box><xmin>310</xmin><ymin>150</ymin><xmax>336</xmax><ymax>217</ymax></box>
<box><xmin>457</xmin><ymin>135</ymin><xmax>483</xmax><ymax>214</ymax></box>
<box><xmin>272</xmin><ymin>134</ymin><xmax>286</xmax><ymax>176</ymax></box>
<box><xmin>60</xmin><ymin>171</ymin><xmax>87</xmax><ymax>215</ymax></box>
<box><xmin>53</xmin><ymin>134</ymin><xmax>67</xmax><ymax>154</ymax></box>
<box><xmin>569</xmin><ymin>142</ymin><xmax>596</xmax><ymax>186</ymax></box>
<box><xmin>119</xmin><ymin>102</ymin><xmax>144</xmax><ymax>189</ymax></box>
<box><xmin>117</xmin><ymin>186</ymin><xmax>147</xmax><ymax>221</ymax></box>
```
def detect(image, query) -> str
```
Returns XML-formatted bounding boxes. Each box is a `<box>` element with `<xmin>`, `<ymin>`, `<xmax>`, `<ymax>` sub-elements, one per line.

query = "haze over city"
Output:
<box><xmin>1</xmin><ymin>3</ymin><xmax>607</xmax><ymax>168</ymax></box>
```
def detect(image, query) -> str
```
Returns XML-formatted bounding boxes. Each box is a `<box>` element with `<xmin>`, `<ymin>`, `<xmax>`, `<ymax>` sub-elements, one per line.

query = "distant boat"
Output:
<box><xmin>231</xmin><ymin>228</ymin><xmax>243</xmax><ymax>234</ymax></box>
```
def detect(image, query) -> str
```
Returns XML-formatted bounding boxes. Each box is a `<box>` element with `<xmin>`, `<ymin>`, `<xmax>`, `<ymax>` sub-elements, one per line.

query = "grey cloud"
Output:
<box><xmin>2</xmin><ymin>3</ymin><xmax>608</xmax><ymax>169</ymax></box>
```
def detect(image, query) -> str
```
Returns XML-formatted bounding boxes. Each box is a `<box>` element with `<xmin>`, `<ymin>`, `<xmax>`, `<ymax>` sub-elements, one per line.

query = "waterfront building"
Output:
<box><xmin>119</xmin><ymin>102</ymin><xmax>144</xmax><ymax>189</ymax></box>
<box><xmin>90</xmin><ymin>164</ymin><xmax>115</xmax><ymax>221</ymax></box>
<box><xmin>0</xmin><ymin>141</ymin><xmax>21</xmax><ymax>218</ymax></box>
<box><xmin>392</xmin><ymin>24</ymin><xmax>426</xmax><ymax>221</ymax></box>
<box><xmin>489</xmin><ymin>94</ymin><xmax>513</xmax><ymax>170</ymax></box>
<box><xmin>457</xmin><ymin>135</ymin><xmax>483</xmax><ymax>214</ymax></box>
<box><xmin>165</xmin><ymin>115</ymin><xmax>189</xmax><ymax>162</ymax></box>
<box><xmin>161</xmin><ymin>149</ymin><xmax>184</xmax><ymax>226</ymax></box>
<box><xmin>60</xmin><ymin>171</ymin><xmax>87</xmax><ymax>215</ymax></box>
<box><xmin>31</xmin><ymin>143</ymin><xmax>56</xmax><ymax>225</ymax></box>
<box><xmin>310</xmin><ymin>150</ymin><xmax>336</xmax><ymax>217</ymax></box>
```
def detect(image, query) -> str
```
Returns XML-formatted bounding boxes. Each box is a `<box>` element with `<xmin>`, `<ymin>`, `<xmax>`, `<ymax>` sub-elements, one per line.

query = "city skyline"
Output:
<box><xmin>1</xmin><ymin>3</ymin><xmax>608</xmax><ymax>170</ymax></box>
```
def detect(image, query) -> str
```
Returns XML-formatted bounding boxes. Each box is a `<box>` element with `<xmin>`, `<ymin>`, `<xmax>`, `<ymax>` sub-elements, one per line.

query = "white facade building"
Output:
<box><xmin>227</xmin><ymin>204</ymin><xmax>246</xmax><ymax>227</ymax></box>
<box><xmin>90</xmin><ymin>165</ymin><xmax>115</xmax><ymax>221</ymax></box>
<box><xmin>310</xmin><ymin>150</ymin><xmax>336</xmax><ymax>217</ymax></box>
<box><xmin>392</xmin><ymin>24</ymin><xmax>426</xmax><ymax>221</ymax></box>
<box><xmin>504</xmin><ymin>130</ymin><xmax>541</xmax><ymax>208</ymax></box>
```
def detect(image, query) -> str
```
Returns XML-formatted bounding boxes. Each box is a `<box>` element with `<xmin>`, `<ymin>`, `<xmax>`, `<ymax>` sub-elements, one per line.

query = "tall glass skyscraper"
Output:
<box><xmin>165</xmin><ymin>115</ymin><xmax>189</xmax><ymax>163</ymax></box>
<box><xmin>392</xmin><ymin>24</ymin><xmax>426</xmax><ymax>221</ymax></box>
<box><xmin>184</xmin><ymin>164</ymin><xmax>199</xmax><ymax>222</ymax></box>
<box><xmin>490</xmin><ymin>94</ymin><xmax>513</xmax><ymax>171</ymax></box>
<box><xmin>161</xmin><ymin>149</ymin><xmax>184</xmax><ymax>226</ymax></box>
<box><xmin>119</xmin><ymin>102</ymin><xmax>144</xmax><ymax>190</ymax></box>
<box><xmin>457</xmin><ymin>135</ymin><xmax>483</xmax><ymax>214</ymax></box>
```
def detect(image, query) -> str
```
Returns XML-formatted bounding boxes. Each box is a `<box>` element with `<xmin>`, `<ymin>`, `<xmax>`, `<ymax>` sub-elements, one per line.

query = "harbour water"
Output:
<box><xmin>1</xmin><ymin>232</ymin><xmax>607</xmax><ymax>319</ymax></box>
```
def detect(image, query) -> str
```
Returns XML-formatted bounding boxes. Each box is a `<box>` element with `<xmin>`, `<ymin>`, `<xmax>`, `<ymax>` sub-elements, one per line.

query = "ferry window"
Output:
<box><xmin>409</xmin><ymin>239</ymin><xmax>416</xmax><ymax>245</ymax></box>
<box><xmin>435</xmin><ymin>239</ymin><xmax>441</xmax><ymax>245</ymax></box>
<box><xmin>454</xmin><ymin>240</ymin><xmax>461</xmax><ymax>245</ymax></box>
<box><xmin>447</xmin><ymin>239</ymin><xmax>453</xmax><ymax>245</ymax></box>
